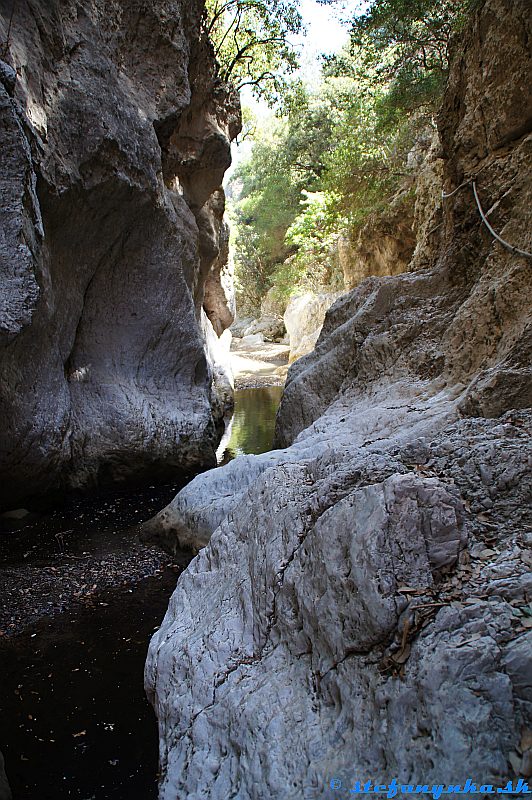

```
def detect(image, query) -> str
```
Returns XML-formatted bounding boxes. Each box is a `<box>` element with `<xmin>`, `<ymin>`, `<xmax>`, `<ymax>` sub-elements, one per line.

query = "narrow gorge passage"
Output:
<box><xmin>1</xmin><ymin>0</ymin><xmax>530</xmax><ymax>797</ymax></box>
<box><xmin>0</xmin><ymin>382</ymin><xmax>284</xmax><ymax>800</ymax></box>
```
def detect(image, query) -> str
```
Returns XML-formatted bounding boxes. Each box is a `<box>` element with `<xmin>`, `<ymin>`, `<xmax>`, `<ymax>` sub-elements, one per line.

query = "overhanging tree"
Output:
<box><xmin>203</xmin><ymin>0</ymin><xmax>302</xmax><ymax>101</ymax></box>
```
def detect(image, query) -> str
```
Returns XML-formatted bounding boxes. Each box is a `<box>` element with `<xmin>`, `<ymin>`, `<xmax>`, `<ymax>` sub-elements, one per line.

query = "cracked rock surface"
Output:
<box><xmin>146</xmin><ymin>409</ymin><xmax>531</xmax><ymax>798</ymax></box>
<box><xmin>144</xmin><ymin>1</ymin><xmax>532</xmax><ymax>796</ymax></box>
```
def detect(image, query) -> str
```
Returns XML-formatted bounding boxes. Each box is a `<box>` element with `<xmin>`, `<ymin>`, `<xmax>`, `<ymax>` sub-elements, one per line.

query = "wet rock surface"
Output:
<box><xmin>145</xmin><ymin>2</ymin><xmax>532</xmax><ymax>796</ymax></box>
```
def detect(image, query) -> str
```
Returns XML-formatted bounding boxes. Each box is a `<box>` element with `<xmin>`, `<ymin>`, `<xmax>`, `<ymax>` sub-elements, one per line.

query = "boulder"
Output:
<box><xmin>231</xmin><ymin>316</ymin><xmax>285</xmax><ymax>342</ymax></box>
<box><xmin>229</xmin><ymin>317</ymin><xmax>255</xmax><ymax>337</ymax></box>
<box><xmin>238</xmin><ymin>333</ymin><xmax>265</xmax><ymax>348</ymax></box>
<box><xmin>249</xmin><ymin>316</ymin><xmax>286</xmax><ymax>342</ymax></box>
<box><xmin>283</xmin><ymin>291</ymin><xmax>342</xmax><ymax>362</ymax></box>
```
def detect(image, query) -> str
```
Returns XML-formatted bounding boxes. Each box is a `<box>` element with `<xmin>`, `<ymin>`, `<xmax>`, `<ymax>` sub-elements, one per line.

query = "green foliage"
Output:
<box><xmin>322</xmin><ymin>76</ymin><xmax>420</xmax><ymax>228</ymax></box>
<box><xmin>235</xmin><ymin>105</ymin><xmax>258</xmax><ymax>144</ymax></box>
<box><xmin>350</xmin><ymin>0</ymin><xmax>456</xmax><ymax>78</ymax></box>
<box><xmin>229</xmin><ymin>0</ymin><xmax>475</xmax><ymax>311</ymax></box>
<box><xmin>321</xmin><ymin>0</ymin><xmax>470</xmax><ymax>227</ymax></box>
<box><xmin>204</xmin><ymin>0</ymin><xmax>302</xmax><ymax>101</ymax></box>
<box><xmin>266</xmin><ymin>257</ymin><xmax>301</xmax><ymax>306</ymax></box>
<box><xmin>231</xmin><ymin>227</ymin><xmax>271</xmax><ymax>315</ymax></box>
<box><xmin>234</xmin><ymin>120</ymin><xmax>298</xmax><ymax>260</ymax></box>
<box><xmin>281</xmin><ymin>191</ymin><xmax>344</xmax><ymax>293</ymax></box>
<box><xmin>229</xmin><ymin>88</ymin><xmax>338</xmax><ymax>311</ymax></box>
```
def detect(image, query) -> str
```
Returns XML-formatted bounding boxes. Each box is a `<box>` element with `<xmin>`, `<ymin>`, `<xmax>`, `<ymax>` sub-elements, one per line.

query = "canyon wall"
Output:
<box><xmin>0</xmin><ymin>0</ymin><xmax>239</xmax><ymax>509</ymax></box>
<box><xmin>338</xmin><ymin>189</ymin><xmax>417</xmax><ymax>291</ymax></box>
<box><xmin>145</xmin><ymin>1</ymin><xmax>532</xmax><ymax>796</ymax></box>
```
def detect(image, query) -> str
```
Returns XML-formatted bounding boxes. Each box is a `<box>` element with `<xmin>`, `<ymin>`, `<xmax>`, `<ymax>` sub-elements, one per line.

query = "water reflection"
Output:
<box><xmin>217</xmin><ymin>385</ymin><xmax>283</xmax><ymax>463</ymax></box>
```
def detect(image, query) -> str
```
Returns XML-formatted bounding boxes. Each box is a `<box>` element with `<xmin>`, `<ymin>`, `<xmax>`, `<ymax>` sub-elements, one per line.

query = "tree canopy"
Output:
<box><xmin>226</xmin><ymin>0</ymin><xmax>475</xmax><ymax>313</ymax></box>
<box><xmin>204</xmin><ymin>0</ymin><xmax>303</xmax><ymax>100</ymax></box>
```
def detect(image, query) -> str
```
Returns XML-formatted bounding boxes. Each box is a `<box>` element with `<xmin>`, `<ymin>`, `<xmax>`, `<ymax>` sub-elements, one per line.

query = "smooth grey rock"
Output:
<box><xmin>0</xmin><ymin>0</ymin><xmax>241</xmax><ymax>507</ymax></box>
<box><xmin>284</xmin><ymin>291</ymin><xmax>342</xmax><ymax>363</ymax></box>
<box><xmin>237</xmin><ymin>316</ymin><xmax>286</xmax><ymax>342</ymax></box>
<box><xmin>147</xmin><ymin>462</ymin><xmax>525</xmax><ymax>799</ymax></box>
<box><xmin>140</xmin><ymin>383</ymin><xmax>458</xmax><ymax>554</ymax></box>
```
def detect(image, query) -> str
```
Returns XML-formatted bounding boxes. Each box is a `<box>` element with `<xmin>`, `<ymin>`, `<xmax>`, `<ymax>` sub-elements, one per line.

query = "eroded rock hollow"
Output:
<box><xmin>0</xmin><ymin>0</ymin><xmax>240</xmax><ymax>509</ymax></box>
<box><xmin>145</xmin><ymin>1</ymin><xmax>532</xmax><ymax>796</ymax></box>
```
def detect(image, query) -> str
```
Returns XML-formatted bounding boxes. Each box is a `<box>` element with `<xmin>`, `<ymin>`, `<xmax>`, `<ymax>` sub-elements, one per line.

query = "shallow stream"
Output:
<box><xmin>0</xmin><ymin>386</ymin><xmax>282</xmax><ymax>799</ymax></box>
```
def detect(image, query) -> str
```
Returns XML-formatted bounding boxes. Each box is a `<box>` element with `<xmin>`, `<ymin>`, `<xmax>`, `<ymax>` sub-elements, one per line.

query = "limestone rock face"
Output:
<box><xmin>146</xmin><ymin>408</ymin><xmax>531</xmax><ymax>798</ymax></box>
<box><xmin>436</xmin><ymin>0</ymin><xmax>532</xmax><ymax>419</ymax></box>
<box><xmin>339</xmin><ymin>192</ymin><xmax>416</xmax><ymax>291</ymax></box>
<box><xmin>283</xmin><ymin>291</ymin><xmax>341</xmax><ymax>363</ymax></box>
<box><xmin>409</xmin><ymin>133</ymin><xmax>445</xmax><ymax>272</ymax></box>
<box><xmin>0</xmin><ymin>0</ymin><xmax>240</xmax><ymax>507</ymax></box>
<box><xmin>204</xmin><ymin>218</ymin><xmax>236</xmax><ymax>336</ymax></box>
<box><xmin>338</xmin><ymin>131</ymin><xmax>445</xmax><ymax>290</ymax></box>
<box><xmin>145</xmin><ymin>1</ymin><xmax>531</xmax><ymax>796</ymax></box>
<box><xmin>260</xmin><ymin>286</ymin><xmax>287</xmax><ymax>318</ymax></box>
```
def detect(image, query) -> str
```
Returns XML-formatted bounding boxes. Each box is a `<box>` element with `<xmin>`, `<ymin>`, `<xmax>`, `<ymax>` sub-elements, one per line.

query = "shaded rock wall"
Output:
<box><xmin>0</xmin><ymin>0</ymin><xmax>240</xmax><ymax>508</ymax></box>
<box><xmin>337</xmin><ymin>129</ymin><xmax>443</xmax><ymax>292</ymax></box>
<box><xmin>204</xmin><ymin>218</ymin><xmax>236</xmax><ymax>336</ymax></box>
<box><xmin>436</xmin><ymin>0</ymin><xmax>532</xmax><ymax>417</ymax></box>
<box><xmin>145</xmin><ymin>1</ymin><xmax>531</xmax><ymax>796</ymax></box>
<box><xmin>338</xmin><ymin>190</ymin><xmax>417</xmax><ymax>291</ymax></box>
